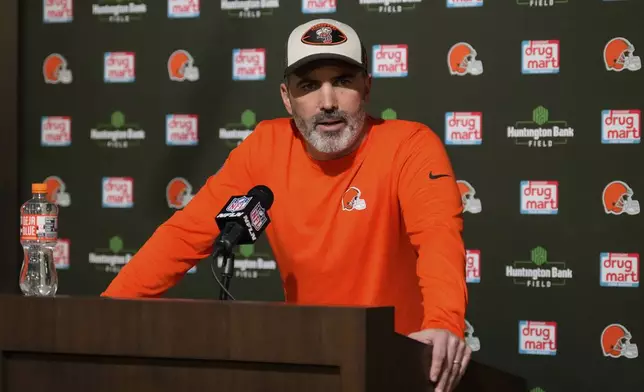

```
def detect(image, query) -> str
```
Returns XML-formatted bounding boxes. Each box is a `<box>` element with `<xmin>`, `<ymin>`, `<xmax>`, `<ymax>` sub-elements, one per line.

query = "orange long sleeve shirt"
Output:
<box><xmin>102</xmin><ymin>116</ymin><xmax>468</xmax><ymax>338</ymax></box>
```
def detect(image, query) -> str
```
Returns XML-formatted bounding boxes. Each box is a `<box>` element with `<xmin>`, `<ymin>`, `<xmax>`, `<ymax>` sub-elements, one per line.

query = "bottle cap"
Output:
<box><xmin>32</xmin><ymin>183</ymin><xmax>47</xmax><ymax>193</ymax></box>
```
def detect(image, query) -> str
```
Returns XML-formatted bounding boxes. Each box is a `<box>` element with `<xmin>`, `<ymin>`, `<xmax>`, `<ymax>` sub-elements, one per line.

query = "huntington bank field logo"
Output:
<box><xmin>508</xmin><ymin>106</ymin><xmax>574</xmax><ymax>148</ymax></box>
<box><xmin>219</xmin><ymin>110</ymin><xmax>256</xmax><ymax>148</ymax></box>
<box><xmin>517</xmin><ymin>0</ymin><xmax>568</xmax><ymax>6</ymax></box>
<box><xmin>506</xmin><ymin>246</ymin><xmax>573</xmax><ymax>288</ymax></box>
<box><xmin>89</xmin><ymin>236</ymin><xmax>136</xmax><ymax>273</ymax></box>
<box><xmin>216</xmin><ymin>244</ymin><xmax>277</xmax><ymax>279</ymax></box>
<box><xmin>381</xmin><ymin>108</ymin><xmax>397</xmax><ymax>120</ymax></box>
<box><xmin>519</xmin><ymin>321</ymin><xmax>557</xmax><ymax>356</ymax></box>
<box><xmin>92</xmin><ymin>0</ymin><xmax>147</xmax><ymax>23</ymax></box>
<box><xmin>91</xmin><ymin>111</ymin><xmax>145</xmax><ymax>149</ymax></box>
<box><xmin>220</xmin><ymin>0</ymin><xmax>279</xmax><ymax>19</ymax></box>
<box><xmin>359</xmin><ymin>0</ymin><xmax>422</xmax><ymax>13</ymax></box>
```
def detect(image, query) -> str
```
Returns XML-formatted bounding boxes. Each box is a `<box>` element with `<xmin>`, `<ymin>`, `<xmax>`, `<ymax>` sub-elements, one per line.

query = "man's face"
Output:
<box><xmin>280</xmin><ymin>61</ymin><xmax>371</xmax><ymax>160</ymax></box>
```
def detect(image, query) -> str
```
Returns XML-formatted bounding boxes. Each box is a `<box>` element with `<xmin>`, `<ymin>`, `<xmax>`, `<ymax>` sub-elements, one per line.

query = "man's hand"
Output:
<box><xmin>408</xmin><ymin>328</ymin><xmax>471</xmax><ymax>392</ymax></box>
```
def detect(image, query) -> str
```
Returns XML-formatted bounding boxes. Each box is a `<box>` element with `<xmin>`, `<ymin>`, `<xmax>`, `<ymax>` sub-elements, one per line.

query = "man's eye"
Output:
<box><xmin>300</xmin><ymin>83</ymin><xmax>316</xmax><ymax>91</ymax></box>
<box><xmin>335</xmin><ymin>78</ymin><xmax>351</xmax><ymax>86</ymax></box>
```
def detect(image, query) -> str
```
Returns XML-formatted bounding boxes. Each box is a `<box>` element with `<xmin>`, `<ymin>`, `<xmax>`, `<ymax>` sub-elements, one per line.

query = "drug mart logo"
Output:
<box><xmin>54</xmin><ymin>239</ymin><xmax>70</xmax><ymax>270</ymax></box>
<box><xmin>44</xmin><ymin>0</ymin><xmax>73</xmax><ymax>23</ymax></box>
<box><xmin>168</xmin><ymin>0</ymin><xmax>200</xmax><ymax>18</ymax></box>
<box><xmin>92</xmin><ymin>0</ymin><xmax>147</xmax><ymax>23</ymax></box>
<box><xmin>466</xmin><ymin>249</ymin><xmax>481</xmax><ymax>283</ymax></box>
<box><xmin>166</xmin><ymin>114</ymin><xmax>198</xmax><ymax>146</ymax></box>
<box><xmin>215</xmin><ymin>244</ymin><xmax>277</xmax><ymax>279</ymax></box>
<box><xmin>521</xmin><ymin>181</ymin><xmax>558</xmax><ymax>214</ymax></box>
<box><xmin>522</xmin><ymin>40</ymin><xmax>560</xmax><ymax>74</ymax></box>
<box><xmin>102</xmin><ymin>177</ymin><xmax>134</xmax><ymax>208</ymax></box>
<box><xmin>517</xmin><ymin>0</ymin><xmax>568</xmax><ymax>6</ymax></box>
<box><xmin>41</xmin><ymin>116</ymin><xmax>71</xmax><ymax>147</ymax></box>
<box><xmin>372</xmin><ymin>45</ymin><xmax>408</xmax><ymax>78</ymax></box>
<box><xmin>302</xmin><ymin>0</ymin><xmax>336</xmax><ymax>13</ymax></box>
<box><xmin>221</xmin><ymin>0</ymin><xmax>279</xmax><ymax>19</ymax></box>
<box><xmin>508</xmin><ymin>106</ymin><xmax>574</xmax><ymax>148</ymax></box>
<box><xmin>506</xmin><ymin>246</ymin><xmax>573</xmax><ymax>288</ymax></box>
<box><xmin>445</xmin><ymin>112</ymin><xmax>482</xmax><ymax>145</ymax></box>
<box><xmin>600</xmin><ymin>253</ymin><xmax>639</xmax><ymax>288</ymax></box>
<box><xmin>447</xmin><ymin>0</ymin><xmax>483</xmax><ymax>7</ymax></box>
<box><xmin>601</xmin><ymin>110</ymin><xmax>640</xmax><ymax>144</ymax></box>
<box><xmin>89</xmin><ymin>236</ymin><xmax>136</xmax><ymax>273</ymax></box>
<box><xmin>519</xmin><ymin>321</ymin><xmax>557</xmax><ymax>356</ymax></box>
<box><xmin>359</xmin><ymin>0</ymin><xmax>422</xmax><ymax>14</ymax></box>
<box><xmin>91</xmin><ymin>111</ymin><xmax>145</xmax><ymax>149</ymax></box>
<box><xmin>233</xmin><ymin>48</ymin><xmax>266</xmax><ymax>81</ymax></box>
<box><xmin>219</xmin><ymin>110</ymin><xmax>256</xmax><ymax>148</ymax></box>
<box><xmin>104</xmin><ymin>52</ymin><xmax>135</xmax><ymax>83</ymax></box>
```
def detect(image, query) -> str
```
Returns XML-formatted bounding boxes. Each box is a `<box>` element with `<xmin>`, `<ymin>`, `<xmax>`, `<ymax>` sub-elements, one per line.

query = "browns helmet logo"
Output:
<box><xmin>43</xmin><ymin>53</ymin><xmax>73</xmax><ymax>84</ymax></box>
<box><xmin>604</xmin><ymin>37</ymin><xmax>641</xmax><ymax>72</ymax></box>
<box><xmin>448</xmin><ymin>42</ymin><xmax>483</xmax><ymax>76</ymax></box>
<box><xmin>464</xmin><ymin>320</ymin><xmax>480</xmax><ymax>352</ymax></box>
<box><xmin>43</xmin><ymin>175</ymin><xmax>71</xmax><ymax>207</ymax></box>
<box><xmin>166</xmin><ymin>177</ymin><xmax>194</xmax><ymax>209</ymax></box>
<box><xmin>168</xmin><ymin>50</ymin><xmax>200</xmax><ymax>82</ymax></box>
<box><xmin>301</xmin><ymin>23</ymin><xmax>347</xmax><ymax>46</ymax></box>
<box><xmin>456</xmin><ymin>180</ymin><xmax>482</xmax><ymax>214</ymax></box>
<box><xmin>341</xmin><ymin>186</ymin><xmax>366</xmax><ymax>211</ymax></box>
<box><xmin>602</xmin><ymin>180</ymin><xmax>640</xmax><ymax>215</ymax></box>
<box><xmin>601</xmin><ymin>323</ymin><xmax>638</xmax><ymax>359</ymax></box>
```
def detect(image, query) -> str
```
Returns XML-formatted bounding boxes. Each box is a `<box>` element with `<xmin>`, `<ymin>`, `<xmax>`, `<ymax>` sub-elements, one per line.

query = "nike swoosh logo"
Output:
<box><xmin>429</xmin><ymin>172</ymin><xmax>450</xmax><ymax>180</ymax></box>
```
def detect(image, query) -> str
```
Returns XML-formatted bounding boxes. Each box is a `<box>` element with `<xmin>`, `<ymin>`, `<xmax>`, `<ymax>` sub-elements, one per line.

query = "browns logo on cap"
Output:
<box><xmin>284</xmin><ymin>19</ymin><xmax>367</xmax><ymax>76</ymax></box>
<box><xmin>301</xmin><ymin>23</ymin><xmax>347</xmax><ymax>46</ymax></box>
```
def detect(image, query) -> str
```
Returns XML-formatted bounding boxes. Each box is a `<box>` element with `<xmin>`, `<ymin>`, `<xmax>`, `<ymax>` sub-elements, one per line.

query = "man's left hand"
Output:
<box><xmin>407</xmin><ymin>328</ymin><xmax>471</xmax><ymax>392</ymax></box>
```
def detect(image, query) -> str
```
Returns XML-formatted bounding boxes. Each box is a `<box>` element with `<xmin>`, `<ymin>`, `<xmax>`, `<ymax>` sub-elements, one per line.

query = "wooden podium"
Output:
<box><xmin>0</xmin><ymin>295</ymin><xmax>525</xmax><ymax>391</ymax></box>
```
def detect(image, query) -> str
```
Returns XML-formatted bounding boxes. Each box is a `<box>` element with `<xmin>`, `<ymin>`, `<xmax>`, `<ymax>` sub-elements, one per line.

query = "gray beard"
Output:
<box><xmin>293</xmin><ymin>106</ymin><xmax>367</xmax><ymax>155</ymax></box>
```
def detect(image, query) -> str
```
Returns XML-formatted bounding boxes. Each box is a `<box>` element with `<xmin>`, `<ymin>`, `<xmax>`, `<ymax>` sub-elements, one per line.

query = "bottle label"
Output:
<box><xmin>20</xmin><ymin>214</ymin><xmax>58</xmax><ymax>241</ymax></box>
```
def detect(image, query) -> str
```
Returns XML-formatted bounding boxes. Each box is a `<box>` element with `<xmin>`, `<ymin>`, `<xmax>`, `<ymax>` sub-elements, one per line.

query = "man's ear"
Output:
<box><xmin>280</xmin><ymin>82</ymin><xmax>293</xmax><ymax>116</ymax></box>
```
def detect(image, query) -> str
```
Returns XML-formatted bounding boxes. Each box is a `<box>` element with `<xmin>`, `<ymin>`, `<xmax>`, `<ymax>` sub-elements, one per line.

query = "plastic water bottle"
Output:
<box><xmin>19</xmin><ymin>183</ymin><xmax>59</xmax><ymax>296</ymax></box>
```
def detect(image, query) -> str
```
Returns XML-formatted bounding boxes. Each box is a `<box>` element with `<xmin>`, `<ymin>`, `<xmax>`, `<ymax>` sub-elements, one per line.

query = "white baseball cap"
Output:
<box><xmin>284</xmin><ymin>19</ymin><xmax>367</xmax><ymax>77</ymax></box>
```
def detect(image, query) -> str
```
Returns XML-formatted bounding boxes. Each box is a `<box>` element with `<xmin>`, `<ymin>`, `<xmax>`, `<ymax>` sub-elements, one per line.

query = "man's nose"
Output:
<box><xmin>318</xmin><ymin>83</ymin><xmax>338</xmax><ymax>111</ymax></box>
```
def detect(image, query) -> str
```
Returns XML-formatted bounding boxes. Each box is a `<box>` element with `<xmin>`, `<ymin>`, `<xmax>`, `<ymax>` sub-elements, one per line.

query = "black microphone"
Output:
<box><xmin>210</xmin><ymin>185</ymin><xmax>274</xmax><ymax>300</ymax></box>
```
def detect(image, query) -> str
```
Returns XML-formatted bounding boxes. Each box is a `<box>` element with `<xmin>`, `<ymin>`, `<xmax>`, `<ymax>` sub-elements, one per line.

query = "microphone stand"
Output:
<box><xmin>218</xmin><ymin>248</ymin><xmax>235</xmax><ymax>301</ymax></box>
<box><xmin>211</xmin><ymin>222</ymin><xmax>244</xmax><ymax>301</ymax></box>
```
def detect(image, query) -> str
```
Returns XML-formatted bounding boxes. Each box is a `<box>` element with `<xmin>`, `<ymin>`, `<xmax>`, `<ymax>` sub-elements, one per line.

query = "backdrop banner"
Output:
<box><xmin>22</xmin><ymin>1</ymin><xmax>642</xmax><ymax>391</ymax></box>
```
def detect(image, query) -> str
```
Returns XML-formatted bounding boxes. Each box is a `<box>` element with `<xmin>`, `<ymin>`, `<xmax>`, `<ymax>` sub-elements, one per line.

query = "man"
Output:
<box><xmin>102</xmin><ymin>18</ymin><xmax>470</xmax><ymax>392</ymax></box>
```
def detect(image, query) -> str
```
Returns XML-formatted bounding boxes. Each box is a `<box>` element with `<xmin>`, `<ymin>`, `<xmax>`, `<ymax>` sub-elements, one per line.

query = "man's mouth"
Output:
<box><xmin>316</xmin><ymin>119</ymin><xmax>345</xmax><ymax>132</ymax></box>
